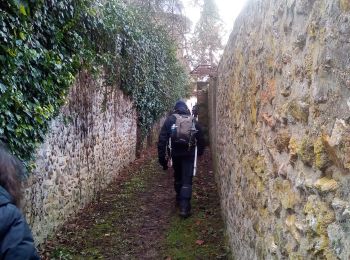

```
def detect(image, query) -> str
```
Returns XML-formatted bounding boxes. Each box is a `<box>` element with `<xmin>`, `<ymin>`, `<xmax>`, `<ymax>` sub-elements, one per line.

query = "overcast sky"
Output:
<box><xmin>217</xmin><ymin>0</ymin><xmax>248</xmax><ymax>39</ymax></box>
<box><xmin>183</xmin><ymin>0</ymin><xmax>248</xmax><ymax>44</ymax></box>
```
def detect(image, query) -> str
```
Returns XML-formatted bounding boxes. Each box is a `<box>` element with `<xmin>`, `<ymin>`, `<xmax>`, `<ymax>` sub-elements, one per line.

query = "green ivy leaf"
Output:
<box><xmin>6</xmin><ymin>48</ymin><xmax>16</xmax><ymax>57</ymax></box>
<box><xmin>34</xmin><ymin>115</ymin><xmax>43</xmax><ymax>125</ymax></box>
<box><xmin>19</xmin><ymin>4</ymin><xmax>27</xmax><ymax>16</ymax></box>
<box><xmin>0</xmin><ymin>83</ymin><xmax>7</xmax><ymax>93</ymax></box>
<box><xmin>15</xmin><ymin>40</ymin><xmax>22</xmax><ymax>46</ymax></box>
<box><xmin>19</xmin><ymin>32</ymin><xmax>26</xmax><ymax>40</ymax></box>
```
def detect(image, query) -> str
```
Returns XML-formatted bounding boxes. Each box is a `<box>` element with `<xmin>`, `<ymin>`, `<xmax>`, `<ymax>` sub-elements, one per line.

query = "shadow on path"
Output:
<box><xmin>40</xmin><ymin>148</ymin><xmax>229</xmax><ymax>259</ymax></box>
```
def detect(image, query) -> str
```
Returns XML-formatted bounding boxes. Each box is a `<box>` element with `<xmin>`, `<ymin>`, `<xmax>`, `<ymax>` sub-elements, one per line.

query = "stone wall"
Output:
<box><xmin>208</xmin><ymin>77</ymin><xmax>217</xmax><ymax>166</ymax></box>
<box><xmin>24</xmin><ymin>71</ymin><xmax>137</xmax><ymax>244</ymax></box>
<box><xmin>197</xmin><ymin>81</ymin><xmax>210</xmax><ymax>144</ymax></box>
<box><xmin>211</xmin><ymin>0</ymin><xmax>350</xmax><ymax>259</ymax></box>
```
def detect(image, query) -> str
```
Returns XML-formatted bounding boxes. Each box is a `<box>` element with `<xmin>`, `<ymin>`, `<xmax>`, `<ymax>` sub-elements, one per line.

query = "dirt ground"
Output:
<box><xmin>39</xmin><ymin>148</ymin><xmax>229</xmax><ymax>259</ymax></box>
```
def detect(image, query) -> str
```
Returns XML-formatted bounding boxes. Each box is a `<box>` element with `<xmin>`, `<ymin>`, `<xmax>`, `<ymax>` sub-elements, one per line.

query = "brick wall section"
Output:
<box><xmin>210</xmin><ymin>0</ymin><xmax>350</xmax><ymax>258</ymax></box>
<box><xmin>24</xmin><ymin>71</ymin><xmax>138</xmax><ymax>244</ymax></box>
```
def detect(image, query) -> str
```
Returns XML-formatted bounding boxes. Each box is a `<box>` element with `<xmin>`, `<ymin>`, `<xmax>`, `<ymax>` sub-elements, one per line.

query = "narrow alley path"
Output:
<box><xmin>39</xmin><ymin>148</ymin><xmax>229</xmax><ymax>259</ymax></box>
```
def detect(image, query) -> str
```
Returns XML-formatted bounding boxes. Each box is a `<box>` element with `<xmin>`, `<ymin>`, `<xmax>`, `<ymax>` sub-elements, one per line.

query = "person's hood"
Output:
<box><xmin>0</xmin><ymin>185</ymin><xmax>11</xmax><ymax>206</ymax></box>
<box><xmin>174</xmin><ymin>100</ymin><xmax>190</xmax><ymax>115</ymax></box>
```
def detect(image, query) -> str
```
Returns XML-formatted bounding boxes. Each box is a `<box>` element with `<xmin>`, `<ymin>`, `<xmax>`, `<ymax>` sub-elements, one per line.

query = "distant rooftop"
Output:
<box><xmin>190</xmin><ymin>64</ymin><xmax>217</xmax><ymax>78</ymax></box>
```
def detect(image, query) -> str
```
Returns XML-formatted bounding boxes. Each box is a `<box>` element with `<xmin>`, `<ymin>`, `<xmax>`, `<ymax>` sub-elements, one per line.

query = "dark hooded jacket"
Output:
<box><xmin>0</xmin><ymin>186</ymin><xmax>39</xmax><ymax>260</ymax></box>
<box><xmin>158</xmin><ymin>101</ymin><xmax>205</xmax><ymax>160</ymax></box>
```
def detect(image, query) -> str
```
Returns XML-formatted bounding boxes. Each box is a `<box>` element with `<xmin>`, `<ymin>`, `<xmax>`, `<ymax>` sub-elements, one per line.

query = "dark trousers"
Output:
<box><xmin>172</xmin><ymin>156</ymin><xmax>194</xmax><ymax>210</ymax></box>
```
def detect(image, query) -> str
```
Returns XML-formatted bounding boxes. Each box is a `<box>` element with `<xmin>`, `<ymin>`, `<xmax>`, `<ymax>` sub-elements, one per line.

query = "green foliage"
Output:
<box><xmin>0</xmin><ymin>0</ymin><xmax>189</xmax><ymax>163</ymax></box>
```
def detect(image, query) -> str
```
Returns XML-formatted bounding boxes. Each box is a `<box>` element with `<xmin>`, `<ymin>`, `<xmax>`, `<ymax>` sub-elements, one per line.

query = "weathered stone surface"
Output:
<box><xmin>24</xmin><ymin>71</ymin><xmax>138</xmax><ymax>244</ymax></box>
<box><xmin>314</xmin><ymin>177</ymin><xmax>339</xmax><ymax>192</ymax></box>
<box><xmin>314</xmin><ymin>136</ymin><xmax>332</xmax><ymax>171</ymax></box>
<box><xmin>298</xmin><ymin>136</ymin><xmax>315</xmax><ymax>166</ymax></box>
<box><xmin>275</xmin><ymin>130</ymin><xmax>291</xmax><ymax>153</ymax></box>
<box><xmin>209</xmin><ymin>0</ymin><xmax>350</xmax><ymax>258</ymax></box>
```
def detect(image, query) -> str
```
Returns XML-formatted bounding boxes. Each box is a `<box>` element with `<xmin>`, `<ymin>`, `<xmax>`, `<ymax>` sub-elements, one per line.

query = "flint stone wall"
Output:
<box><xmin>24</xmin><ymin>71</ymin><xmax>137</xmax><ymax>244</ymax></box>
<box><xmin>211</xmin><ymin>0</ymin><xmax>350</xmax><ymax>259</ymax></box>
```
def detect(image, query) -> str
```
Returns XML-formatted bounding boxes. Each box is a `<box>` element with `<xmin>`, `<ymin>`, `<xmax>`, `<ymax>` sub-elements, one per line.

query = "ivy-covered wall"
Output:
<box><xmin>0</xmin><ymin>0</ymin><xmax>189</xmax><ymax>164</ymax></box>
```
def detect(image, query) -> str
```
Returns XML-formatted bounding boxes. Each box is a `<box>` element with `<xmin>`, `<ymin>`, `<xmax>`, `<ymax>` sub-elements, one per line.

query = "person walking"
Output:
<box><xmin>0</xmin><ymin>144</ymin><xmax>40</xmax><ymax>259</ymax></box>
<box><xmin>158</xmin><ymin>100</ymin><xmax>205</xmax><ymax>218</ymax></box>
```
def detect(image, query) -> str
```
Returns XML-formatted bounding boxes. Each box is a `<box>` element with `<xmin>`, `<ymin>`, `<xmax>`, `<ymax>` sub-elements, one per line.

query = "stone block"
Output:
<box><xmin>314</xmin><ymin>178</ymin><xmax>339</xmax><ymax>192</ymax></box>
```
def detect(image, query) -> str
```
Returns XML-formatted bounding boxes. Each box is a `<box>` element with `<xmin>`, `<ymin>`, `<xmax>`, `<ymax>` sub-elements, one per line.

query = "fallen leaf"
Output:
<box><xmin>195</xmin><ymin>240</ymin><xmax>205</xmax><ymax>245</ymax></box>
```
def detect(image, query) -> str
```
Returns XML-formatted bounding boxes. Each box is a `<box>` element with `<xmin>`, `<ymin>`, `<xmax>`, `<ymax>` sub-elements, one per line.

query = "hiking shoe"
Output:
<box><xmin>179</xmin><ymin>208</ymin><xmax>191</xmax><ymax>218</ymax></box>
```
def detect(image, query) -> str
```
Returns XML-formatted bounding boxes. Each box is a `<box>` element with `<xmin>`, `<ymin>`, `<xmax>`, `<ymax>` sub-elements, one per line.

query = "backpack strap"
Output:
<box><xmin>173</xmin><ymin>113</ymin><xmax>192</xmax><ymax>120</ymax></box>
<box><xmin>173</xmin><ymin>113</ymin><xmax>181</xmax><ymax>120</ymax></box>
